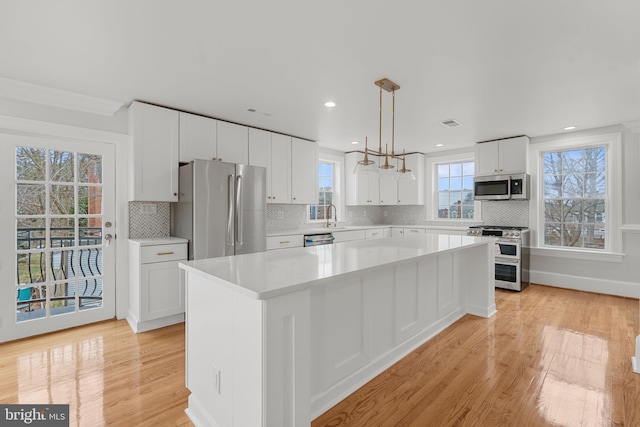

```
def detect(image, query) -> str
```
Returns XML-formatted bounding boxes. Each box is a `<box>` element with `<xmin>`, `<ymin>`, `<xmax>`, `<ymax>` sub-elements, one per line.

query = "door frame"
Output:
<box><xmin>0</xmin><ymin>116</ymin><xmax>129</xmax><ymax>342</ymax></box>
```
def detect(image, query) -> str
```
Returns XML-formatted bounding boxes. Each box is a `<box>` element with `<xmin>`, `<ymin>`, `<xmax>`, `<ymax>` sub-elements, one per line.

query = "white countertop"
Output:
<box><xmin>180</xmin><ymin>233</ymin><xmax>494</xmax><ymax>300</ymax></box>
<box><xmin>129</xmin><ymin>236</ymin><xmax>188</xmax><ymax>246</ymax></box>
<box><xmin>267</xmin><ymin>224</ymin><xmax>469</xmax><ymax>237</ymax></box>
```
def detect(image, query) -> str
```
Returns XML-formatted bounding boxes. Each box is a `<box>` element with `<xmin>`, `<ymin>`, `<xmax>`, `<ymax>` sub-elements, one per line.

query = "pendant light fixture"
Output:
<box><xmin>353</xmin><ymin>78</ymin><xmax>415</xmax><ymax>180</ymax></box>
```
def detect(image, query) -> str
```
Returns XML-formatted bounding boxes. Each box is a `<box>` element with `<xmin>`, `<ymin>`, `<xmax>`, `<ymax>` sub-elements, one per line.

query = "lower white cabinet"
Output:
<box><xmin>267</xmin><ymin>234</ymin><xmax>304</xmax><ymax>250</ymax></box>
<box><xmin>404</xmin><ymin>227</ymin><xmax>427</xmax><ymax>236</ymax></box>
<box><xmin>333</xmin><ymin>229</ymin><xmax>366</xmax><ymax>243</ymax></box>
<box><xmin>392</xmin><ymin>227</ymin><xmax>405</xmax><ymax>237</ymax></box>
<box><xmin>128</xmin><ymin>238</ymin><xmax>188</xmax><ymax>333</ymax></box>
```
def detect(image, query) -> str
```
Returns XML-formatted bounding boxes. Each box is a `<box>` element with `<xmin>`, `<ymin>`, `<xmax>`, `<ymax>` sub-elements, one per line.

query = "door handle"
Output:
<box><xmin>236</xmin><ymin>175</ymin><xmax>243</xmax><ymax>245</ymax></box>
<box><xmin>227</xmin><ymin>174</ymin><xmax>234</xmax><ymax>246</ymax></box>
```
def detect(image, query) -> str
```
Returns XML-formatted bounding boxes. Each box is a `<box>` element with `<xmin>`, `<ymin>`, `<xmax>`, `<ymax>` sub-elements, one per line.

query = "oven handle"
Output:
<box><xmin>508</xmin><ymin>176</ymin><xmax>513</xmax><ymax>200</ymax></box>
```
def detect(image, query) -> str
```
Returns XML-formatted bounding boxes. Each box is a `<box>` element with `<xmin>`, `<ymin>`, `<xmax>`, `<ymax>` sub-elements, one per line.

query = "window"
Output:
<box><xmin>436</xmin><ymin>161</ymin><xmax>476</xmax><ymax>220</ymax></box>
<box><xmin>542</xmin><ymin>146</ymin><xmax>606</xmax><ymax>249</ymax></box>
<box><xmin>530</xmin><ymin>131</ymin><xmax>622</xmax><ymax>257</ymax></box>
<box><xmin>308</xmin><ymin>156</ymin><xmax>342</xmax><ymax>222</ymax></box>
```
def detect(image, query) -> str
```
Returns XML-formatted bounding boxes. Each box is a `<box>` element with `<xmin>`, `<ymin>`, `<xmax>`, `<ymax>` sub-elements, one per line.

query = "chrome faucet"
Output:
<box><xmin>325</xmin><ymin>204</ymin><xmax>337</xmax><ymax>228</ymax></box>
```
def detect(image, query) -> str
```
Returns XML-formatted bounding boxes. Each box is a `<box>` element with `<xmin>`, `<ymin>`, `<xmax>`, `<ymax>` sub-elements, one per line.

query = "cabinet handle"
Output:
<box><xmin>173</xmin><ymin>193</ymin><xmax>177</xmax><ymax>196</ymax></box>
<box><xmin>280</xmin><ymin>241</ymin><xmax>290</xmax><ymax>244</ymax></box>
<box><xmin>157</xmin><ymin>251</ymin><xmax>175</xmax><ymax>255</ymax></box>
<box><xmin>212</xmin><ymin>157</ymin><xmax>217</xmax><ymax>160</ymax></box>
<box><xmin>293</xmin><ymin>197</ymin><xmax>296</xmax><ymax>200</ymax></box>
<box><xmin>218</xmin><ymin>158</ymin><xmax>223</xmax><ymax>162</ymax></box>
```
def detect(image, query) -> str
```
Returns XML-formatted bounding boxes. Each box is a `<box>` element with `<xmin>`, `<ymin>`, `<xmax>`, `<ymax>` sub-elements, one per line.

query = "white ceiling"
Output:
<box><xmin>1</xmin><ymin>1</ymin><xmax>638</xmax><ymax>153</ymax></box>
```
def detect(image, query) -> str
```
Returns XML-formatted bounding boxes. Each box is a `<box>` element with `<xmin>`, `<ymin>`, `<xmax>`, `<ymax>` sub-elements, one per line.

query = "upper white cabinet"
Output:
<box><xmin>475</xmin><ymin>136</ymin><xmax>529</xmax><ymax>176</ymax></box>
<box><xmin>291</xmin><ymin>137</ymin><xmax>318</xmax><ymax>204</ymax></box>
<box><xmin>345</xmin><ymin>152</ymin><xmax>379</xmax><ymax>205</ymax></box>
<box><xmin>345</xmin><ymin>152</ymin><xmax>425</xmax><ymax>206</ymax></box>
<box><xmin>249</xmin><ymin>129</ymin><xmax>291</xmax><ymax>203</ymax></box>
<box><xmin>129</xmin><ymin>101</ymin><xmax>179</xmax><ymax>202</ymax></box>
<box><xmin>397</xmin><ymin>153</ymin><xmax>425</xmax><ymax>205</ymax></box>
<box><xmin>179</xmin><ymin>112</ymin><xmax>217</xmax><ymax>162</ymax></box>
<box><xmin>217</xmin><ymin>121</ymin><xmax>249</xmax><ymax>164</ymax></box>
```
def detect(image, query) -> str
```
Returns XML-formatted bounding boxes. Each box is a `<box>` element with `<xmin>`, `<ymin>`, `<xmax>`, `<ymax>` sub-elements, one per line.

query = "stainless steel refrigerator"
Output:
<box><xmin>173</xmin><ymin>159</ymin><xmax>266</xmax><ymax>260</ymax></box>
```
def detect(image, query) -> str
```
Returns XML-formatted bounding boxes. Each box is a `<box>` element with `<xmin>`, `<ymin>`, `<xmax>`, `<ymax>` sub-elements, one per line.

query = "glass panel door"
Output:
<box><xmin>1</xmin><ymin>134</ymin><xmax>115</xmax><ymax>341</ymax></box>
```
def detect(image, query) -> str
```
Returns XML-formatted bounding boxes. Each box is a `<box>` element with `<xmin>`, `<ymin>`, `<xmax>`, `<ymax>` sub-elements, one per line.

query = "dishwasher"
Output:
<box><xmin>304</xmin><ymin>232</ymin><xmax>335</xmax><ymax>247</ymax></box>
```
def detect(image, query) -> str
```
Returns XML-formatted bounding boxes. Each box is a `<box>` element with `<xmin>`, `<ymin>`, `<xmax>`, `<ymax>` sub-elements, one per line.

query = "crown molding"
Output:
<box><xmin>0</xmin><ymin>77</ymin><xmax>124</xmax><ymax>116</ymax></box>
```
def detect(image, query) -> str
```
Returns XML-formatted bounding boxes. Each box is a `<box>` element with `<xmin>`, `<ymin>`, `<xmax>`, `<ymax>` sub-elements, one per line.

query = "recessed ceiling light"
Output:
<box><xmin>351</xmin><ymin>140</ymin><xmax>360</xmax><ymax>145</ymax></box>
<box><xmin>435</xmin><ymin>143</ymin><xmax>444</xmax><ymax>147</ymax></box>
<box><xmin>324</xmin><ymin>101</ymin><xmax>336</xmax><ymax>107</ymax></box>
<box><xmin>563</xmin><ymin>126</ymin><xmax>577</xmax><ymax>130</ymax></box>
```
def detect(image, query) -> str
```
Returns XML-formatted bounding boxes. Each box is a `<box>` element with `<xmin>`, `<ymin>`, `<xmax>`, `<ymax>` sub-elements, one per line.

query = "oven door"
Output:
<box><xmin>495</xmin><ymin>257</ymin><xmax>521</xmax><ymax>291</ymax></box>
<box><xmin>495</xmin><ymin>238</ymin><xmax>520</xmax><ymax>260</ymax></box>
<box><xmin>474</xmin><ymin>176</ymin><xmax>511</xmax><ymax>200</ymax></box>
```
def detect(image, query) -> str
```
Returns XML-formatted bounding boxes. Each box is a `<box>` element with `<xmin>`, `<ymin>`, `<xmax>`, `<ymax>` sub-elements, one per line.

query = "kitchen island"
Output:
<box><xmin>179</xmin><ymin>234</ymin><xmax>496</xmax><ymax>427</ymax></box>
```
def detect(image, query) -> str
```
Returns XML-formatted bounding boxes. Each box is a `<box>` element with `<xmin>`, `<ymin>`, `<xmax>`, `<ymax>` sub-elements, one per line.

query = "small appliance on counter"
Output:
<box><xmin>467</xmin><ymin>225</ymin><xmax>530</xmax><ymax>291</ymax></box>
<box><xmin>173</xmin><ymin>159</ymin><xmax>266</xmax><ymax>260</ymax></box>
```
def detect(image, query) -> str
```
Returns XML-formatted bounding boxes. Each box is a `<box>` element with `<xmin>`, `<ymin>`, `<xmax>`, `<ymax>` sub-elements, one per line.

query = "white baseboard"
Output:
<box><xmin>126</xmin><ymin>312</ymin><xmax>184</xmax><ymax>333</ymax></box>
<box><xmin>186</xmin><ymin>394</ymin><xmax>220</xmax><ymax>427</ymax></box>
<box><xmin>530</xmin><ymin>269</ymin><xmax>640</xmax><ymax>298</ymax></box>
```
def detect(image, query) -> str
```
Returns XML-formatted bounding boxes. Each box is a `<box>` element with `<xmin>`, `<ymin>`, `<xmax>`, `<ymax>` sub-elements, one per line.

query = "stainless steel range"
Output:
<box><xmin>467</xmin><ymin>226</ymin><xmax>530</xmax><ymax>291</ymax></box>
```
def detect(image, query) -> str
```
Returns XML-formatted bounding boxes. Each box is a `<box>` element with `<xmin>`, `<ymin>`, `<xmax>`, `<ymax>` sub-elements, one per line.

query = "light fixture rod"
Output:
<box><xmin>378</xmin><ymin>86</ymin><xmax>383</xmax><ymax>154</ymax></box>
<box><xmin>391</xmin><ymin>90</ymin><xmax>395</xmax><ymax>157</ymax></box>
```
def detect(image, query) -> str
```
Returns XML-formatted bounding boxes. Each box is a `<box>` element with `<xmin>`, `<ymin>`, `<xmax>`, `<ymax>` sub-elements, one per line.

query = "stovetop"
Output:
<box><xmin>467</xmin><ymin>225</ymin><xmax>529</xmax><ymax>239</ymax></box>
<box><xmin>468</xmin><ymin>225</ymin><xmax>529</xmax><ymax>230</ymax></box>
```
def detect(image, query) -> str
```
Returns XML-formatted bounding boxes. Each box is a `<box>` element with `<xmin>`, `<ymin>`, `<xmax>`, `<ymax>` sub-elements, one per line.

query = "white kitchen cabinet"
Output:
<box><xmin>379</xmin><ymin>173</ymin><xmax>397</xmax><ymax>205</ymax></box>
<box><xmin>391</xmin><ymin>227</ymin><xmax>405</xmax><ymax>237</ymax></box>
<box><xmin>345</xmin><ymin>152</ymin><xmax>380</xmax><ymax>205</ymax></box>
<box><xmin>333</xmin><ymin>229</ymin><xmax>366</xmax><ymax>243</ymax></box>
<box><xmin>271</xmin><ymin>134</ymin><xmax>292</xmax><ymax>203</ymax></box>
<box><xmin>291</xmin><ymin>137</ymin><xmax>318</xmax><ymax>204</ymax></box>
<box><xmin>475</xmin><ymin>136</ymin><xmax>529</xmax><ymax>176</ymax></box>
<box><xmin>397</xmin><ymin>153</ymin><xmax>425</xmax><ymax>205</ymax></box>
<box><xmin>249</xmin><ymin>129</ymin><xmax>292</xmax><ymax>203</ymax></box>
<box><xmin>179</xmin><ymin>112</ymin><xmax>218</xmax><ymax>162</ymax></box>
<box><xmin>129</xmin><ymin>101</ymin><xmax>179</xmax><ymax>202</ymax></box>
<box><xmin>217</xmin><ymin>121</ymin><xmax>249</xmax><ymax>164</ymax></box>
<box><xmin>266</xmin><ymin>234</ymin><xmax>304</xmax><ymax>250</ymax></box>
<box><xmin>365</xmin><ymin>229</ymin><xmax>385</xmax><ymax>239</ymax></box>
<box><xmin>404</xmin><ymin>227</ymin><xmax>427</xmax><ymax>237</ymax></box>
<box><xmin>127</xmin><ymin>238</ymin><xmax>187</xmax><ymax>333</ymax></box>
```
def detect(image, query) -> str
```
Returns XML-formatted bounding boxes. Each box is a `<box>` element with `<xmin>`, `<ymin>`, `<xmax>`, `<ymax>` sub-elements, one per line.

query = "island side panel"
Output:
<box><xmin>457</xmin><ymin>242</ymin><xmax>496</xmax><ymax>317</ymax></box>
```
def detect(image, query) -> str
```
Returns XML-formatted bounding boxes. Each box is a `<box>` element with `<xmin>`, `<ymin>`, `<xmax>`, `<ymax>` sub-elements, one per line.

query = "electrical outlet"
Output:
<box><xmin>277</xmin><ymin>210</ymin><xmax>284</xmax><ymax>219</ymax></box>
<box><xmin>212</xmin><ymin>365</ymin><xmax>221</xmax><ymax>394</ymax></box>
<box><xmin>383</xmin><ymin>210</ymin><xmax>387</xmax><ymax>217</ymax></box>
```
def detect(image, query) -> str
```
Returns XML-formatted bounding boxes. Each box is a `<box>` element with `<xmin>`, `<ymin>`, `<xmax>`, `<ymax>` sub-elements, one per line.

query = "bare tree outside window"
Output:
<box><xmin>543</xmin><ymin>146</ymin><xmax>606</xmax><ymax>249</ymax></box>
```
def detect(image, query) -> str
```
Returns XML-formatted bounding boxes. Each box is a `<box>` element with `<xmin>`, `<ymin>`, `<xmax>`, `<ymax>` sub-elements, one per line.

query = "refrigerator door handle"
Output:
<box><xmin>236</xmin><ymin>174</ymin><xmax>243</xmax><ymax>245</ymax></box>
<box><xmin>227</xmin><ymin>174</ymin><xmax>234</xmax><ymax>246</ymax></box>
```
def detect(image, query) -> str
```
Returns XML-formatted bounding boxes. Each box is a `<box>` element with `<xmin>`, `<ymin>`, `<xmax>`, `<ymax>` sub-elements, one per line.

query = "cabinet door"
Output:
<box><xmin>291</xmin><ymin>138</ymin><xmax>318</xmax><ymax>204</ymax></box>
<box><xmin>270</xmin><ymin>134</ymin><xmax>291</xmax><ymax>203</ymax></box>
<box><xmin>129</xmin><ymin>101</ymin><xmax>179</xmax><ymax>202</ymax></box>
<box><xmin>217</xmin><ymin>121</ymin><xmax>248</xmax><ymax>164</ymax></box>
<box><xmin>367</xmin><ymin>174</ymin><xmax>380</xmax><ymax>205</ymax></box>
<box><xmin>475</xmin><ymin>142</ymin><xmax>500</xmax><ymax>176</ymax></box>
<box><xmin>397</xmin><ymin>153</ymin><xmax>424</xmax><ymax>205</ymax></box>
<box><xmin>179</xmin><ymin>112</ymin><xmax>217</xmax><ymax>162</ymax></box>
<box><xmin>379</xmin><ymin>166</ymin><xmax>397</xmax><ymax>205</ymax></box>
<box><xmin>140</xmin><ymin>260</ymin><xmax>184</xmax><ymax>321</ymax></box>
<box><xmin>392</xmin><ymin>228</ymin><xmax>405</xmax><ymax>237</ymax></box>
<box><xmin>498</xmin><ymin>137</ymin><xmax>528</xmax><ymax>174</ymax></box>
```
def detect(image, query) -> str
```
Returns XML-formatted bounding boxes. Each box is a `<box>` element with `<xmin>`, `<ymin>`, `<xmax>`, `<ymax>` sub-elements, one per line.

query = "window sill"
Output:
<box><xmin>529</xmin><ymin>247</ymin><xmax>624</xmax><ymax>262</ymax></box>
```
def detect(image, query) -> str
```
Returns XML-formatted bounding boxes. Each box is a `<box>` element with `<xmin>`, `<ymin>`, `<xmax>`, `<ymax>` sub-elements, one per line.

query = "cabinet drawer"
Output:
<box><xmin>404</xmin><ymin>228</ymin><xmax>426</xmax><ymax>236</ymax></box>
<box><xmin>267</xmin><ymin>235</ymin><xmax>304</xmax><ymax>250</ymax></box>
<box><xmin>140</xmin><ymin>243</ymin><xmax>187</xmax><ymax>264</ymax></box>
<box><xmin>365</xmin><ymin>229</ymin><xmax>385</xmax><ymax>239</ymax></box>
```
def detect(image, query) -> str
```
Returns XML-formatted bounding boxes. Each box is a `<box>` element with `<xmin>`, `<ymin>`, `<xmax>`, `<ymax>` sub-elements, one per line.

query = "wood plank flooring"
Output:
<box><xmin>0</xmin><ymin>284</ymin><xmax>638</xmax><ymax>426</ymax></box>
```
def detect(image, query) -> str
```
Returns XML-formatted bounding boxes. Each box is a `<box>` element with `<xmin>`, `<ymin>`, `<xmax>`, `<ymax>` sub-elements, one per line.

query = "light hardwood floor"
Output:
<box><xmin>1</xmin><ymin>284</ymin><xmax>638</xmax><ymax>426</ymax></box>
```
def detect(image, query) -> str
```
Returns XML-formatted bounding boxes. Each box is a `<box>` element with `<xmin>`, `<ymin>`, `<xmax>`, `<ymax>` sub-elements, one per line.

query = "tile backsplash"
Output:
<box><xmin>130</xmin><ymin>200</ymin><xmax>530</xmax><ymax>238</ymax></box>
<box><xmin>129</xmin><ymin>202</ymin><xmax>171</xmax><ymax>239</ymax></box>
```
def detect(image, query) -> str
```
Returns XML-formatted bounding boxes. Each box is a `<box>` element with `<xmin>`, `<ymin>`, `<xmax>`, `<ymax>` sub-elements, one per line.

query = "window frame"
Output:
<box><xmin>307</xmin><ymin>152</ymin><xmax>343</xmax><ymax>223</ymax></box>
<box><xmin>529</xmin><ymin>132</ymin><xmax>622</xmax><ymax>259</ymax></box>
<box><xmin>425</xmin><ymin>152</ymin><xmax>481</xmax><ymax>222</ymax></box>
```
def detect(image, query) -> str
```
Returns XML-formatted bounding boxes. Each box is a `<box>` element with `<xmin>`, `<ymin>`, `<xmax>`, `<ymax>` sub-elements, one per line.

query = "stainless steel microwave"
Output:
<box><xmin>474</xmin><ymin>173</ymin><xmax>529</xmax><ymax>201</ymax></box>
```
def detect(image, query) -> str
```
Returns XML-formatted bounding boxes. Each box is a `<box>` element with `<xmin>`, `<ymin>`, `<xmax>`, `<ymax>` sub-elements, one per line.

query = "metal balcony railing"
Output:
<box><xmin>16</xmin><ymin>227</ymin><xmax>103</xmax><ymax>315</ymax></box>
